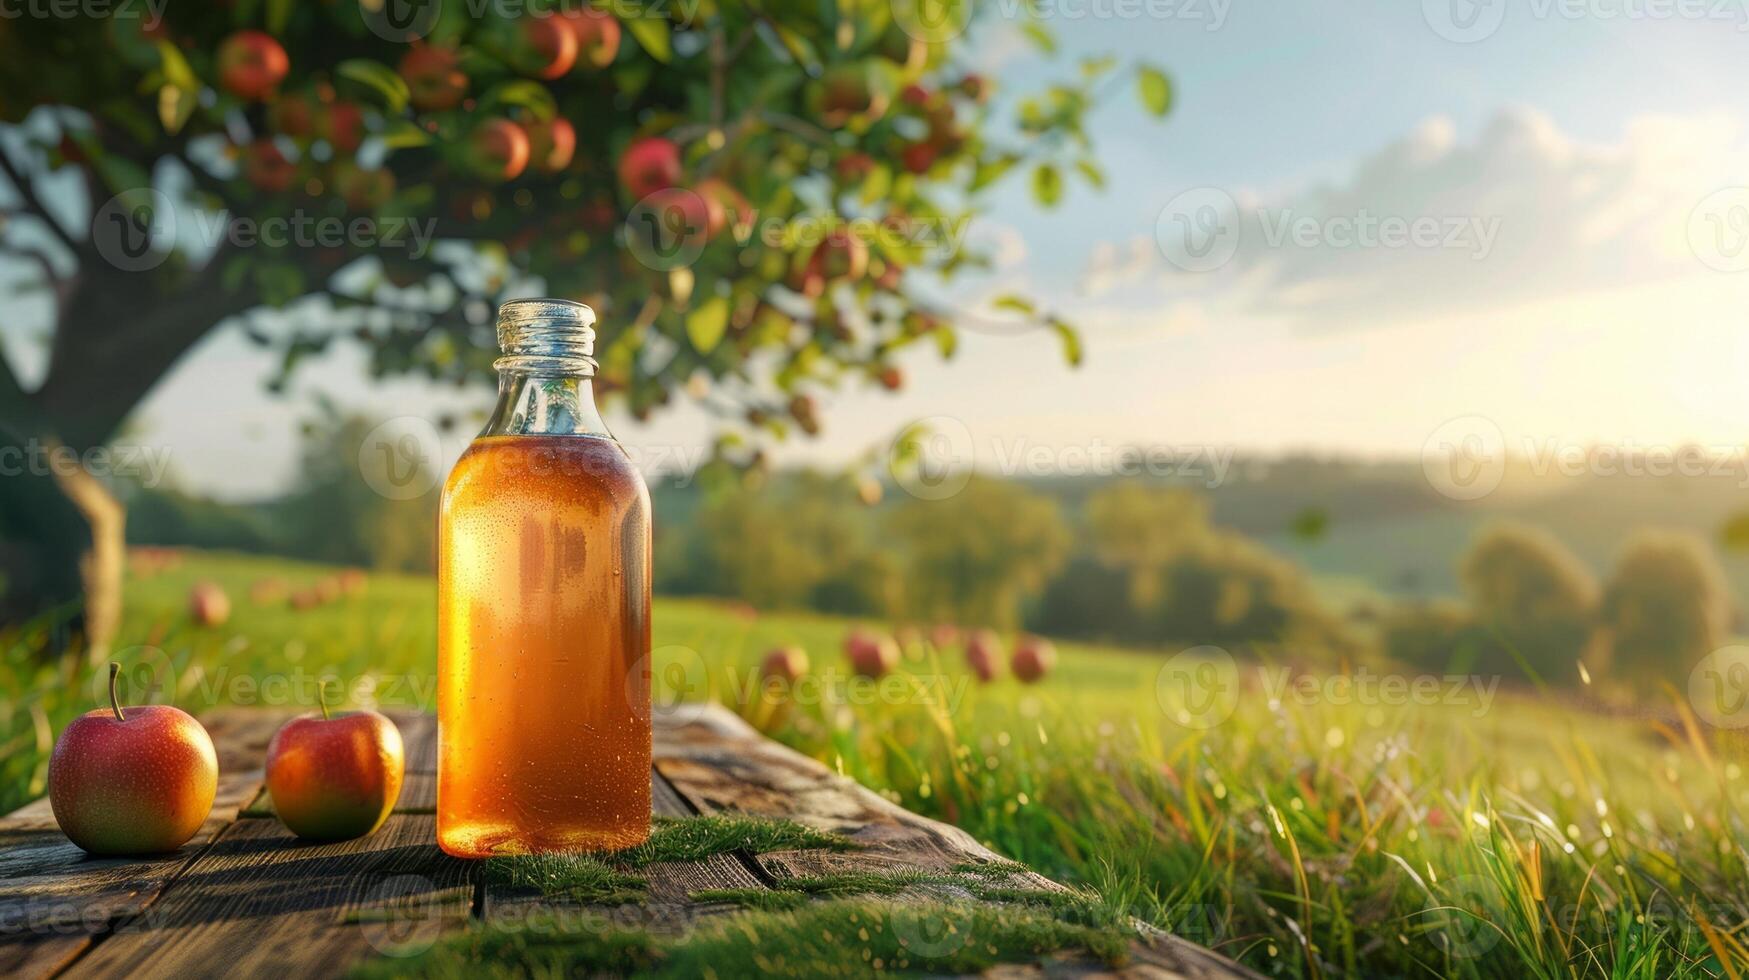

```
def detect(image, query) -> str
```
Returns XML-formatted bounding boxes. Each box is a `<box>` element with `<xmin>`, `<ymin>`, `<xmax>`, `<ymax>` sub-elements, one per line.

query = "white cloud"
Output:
<box><xmin>1079</xmin><ymin>107</ymin><xmax>1749</xmax><ymax>331</ymax></box>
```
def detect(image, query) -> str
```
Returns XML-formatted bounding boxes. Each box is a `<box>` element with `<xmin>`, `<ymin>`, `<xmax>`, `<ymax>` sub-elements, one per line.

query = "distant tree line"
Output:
<box><xmin>1383</xmin><ymin>523</ymin><xmax>1734</xmax><ymax>687</ymax></box>
<box><xmin>125</xmin><ymin>415</ymin><xmax>1736</xmax><ymax>686</ymax></box>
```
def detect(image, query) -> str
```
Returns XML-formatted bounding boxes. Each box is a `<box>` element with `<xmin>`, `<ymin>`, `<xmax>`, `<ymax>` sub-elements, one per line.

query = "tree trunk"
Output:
<box><xmin>0</xmin><ymin>249</ymin><xmax>257</xmax><ymax>658</ymax></box>
<box><xmin>0</xmin><ymin>440</ymin><xmax>125</xmax><ymax>659</ymax></box>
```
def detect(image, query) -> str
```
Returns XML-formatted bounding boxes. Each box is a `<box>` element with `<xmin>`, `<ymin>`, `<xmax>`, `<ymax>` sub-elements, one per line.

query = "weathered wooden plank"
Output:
<box><xmin>653</xmin><ymin>705</ymin><xmax>1261</xmax><ymax>980</ymax></box>
<box><xmin>61</xmin><ymin>815</ymin><xmax>473</xmax><ymax>978</ymax></box>
<box><xmin>0</xmin><ymin>711</ymin><xmax>285</xmax><ymax>980</ymax></box>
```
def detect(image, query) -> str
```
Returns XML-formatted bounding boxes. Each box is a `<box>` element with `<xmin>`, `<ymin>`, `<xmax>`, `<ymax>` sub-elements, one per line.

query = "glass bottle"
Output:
<box><xmin>437</xmin><ymin>298</ymin><xmax>652</xmax><ymax>857</ymax></box>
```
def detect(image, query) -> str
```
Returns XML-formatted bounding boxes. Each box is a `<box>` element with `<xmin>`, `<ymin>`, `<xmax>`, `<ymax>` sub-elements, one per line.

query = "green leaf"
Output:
<box><xmin>155</xmin><ymin>40</ymin><xmax>197</xmax><ymax>91</ymax></box>
<box><xmin>687</xmin><ymin>297</ymin><xmax>730</xmax><ymax>355</ymax></box>
<box><xmin>932</xmin><ymin>325</ymin><xmax>957</xmax><ymax>359</ymax></box>
<box><xmin>624</xmin><ymin>15</ymin><xmax>673</xmax><ymax>64</ymax></box>
<box><xmin>1021</xmin><ymin>22</ymin><xmax>1056</xmax><ymax>54</ymax></box>
<box><xmin>480</xmin><ymin>80</ymin><xmax>555</xmax><ymax>120</ymax></box>
<box><xmin>969</xmin><ymin>154</ymin><xmax>1018</xmax><ymax>193</ymax></box>
<box><xmin>266</xmin><ymin>0</ymin><xmax>293</xmax><ymax>33</ymax></box>
<box><xmin>1137</xmin><ymin>66</ymin><xmax>1173</xmax><ymax>117</ymax></box>
<box><xmin>158</xmin><ymin>86</ymin><xmax>197</xmax><ymax>135</ymax></box>
<box><xmin>338</xmin><ymin>59</ymin><xmax>410</xmax><ymax>113</ymax></box>
<box><xmin>1047</xmin><ymin>316</ymin><xmax>1083</xmax><ymax>366</ymax></box>
<box><xmin>858</xmin><ymin>164</ymin><xmax>892</xmax><ymax>207</ymax></box>
<box><xmin>991</xmin><ymin>294</ymin><xmax>1036</xmax><ymax>316</ymax></box>
<box><xmin>378</xmin><ymin>118</ymin><xmax>432</xmax><ymax>149</ymax></box>
<box><xmin>1031</xmin><ymin>164</ymin><xmax>1062</xmax><ymax>207</ymax></box>
<box><xmin>1075</xmin><ymin>159</ymin><xmax>1106</xmax><ymax>189</ymax></box>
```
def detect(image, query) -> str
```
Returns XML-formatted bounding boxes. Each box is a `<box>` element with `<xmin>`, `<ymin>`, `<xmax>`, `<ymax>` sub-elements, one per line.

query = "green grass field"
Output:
<box><xmin>6</xmin><ymin>549</ymin><xmax>1749</xmax><ymax>977</ymax></box>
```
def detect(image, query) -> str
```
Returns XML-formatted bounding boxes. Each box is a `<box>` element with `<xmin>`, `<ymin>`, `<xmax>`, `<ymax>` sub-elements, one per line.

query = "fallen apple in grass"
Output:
<box><xmin>761</xmin><ymin>646</ymin><xmax>810</xmax><ymax>684</ymax></box>
<box><xmin>845</xmin><ymin>628</ymin><xmax>900</xmax><ymax>678</ymax></box>
<box><xmin>266</xmin><ymin>686</ymin><xmax>404</xmax><ymax>842</ymax></box>
<box><xmin>49</xmin><ymin>663</ymin><xmax>218</xmax><ymax>855</ymax></box>
<box><xmin>964</xmin><ymin>629</ymin><xmax>1004</xmax><ymax>683</ymax></box>
<box><xmin>190</xmin><ymin>581</ymin><xmax>231</xmax><ymax>627</ymax></box>
<box><xmin>1011</xmin><ymin>635</ymin><xmax>1057</xmax><ymax>683</ymax></box>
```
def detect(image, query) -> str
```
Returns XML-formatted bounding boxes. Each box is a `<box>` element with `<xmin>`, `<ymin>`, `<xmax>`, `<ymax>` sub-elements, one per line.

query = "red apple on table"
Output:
<box><xmin>964</xmin><ymin>629</ymin><xmax>1004</xmax><ymax>683</ymax></box>
<box><xmin>217</xmin><ymin>30</ymin><xmax>288</xmax><ymax>102</ymax></box>
<box><xmin>845</xmin><ymin>628</ymin><xmax>899</xmax><ymax>678</ymax></box>
<box><xmin>266</xmin><ymin>688</ymin><xmax>405</xmax><ymax>842</ymax></box>
<box><xmin>761</xmin><ymin>646</ymin><xmax>809</xmax><ymax>684</ymax></box>
<box><xmin>190</xmin><ymin>581</ymin><xmax>231</xmax><ymax>627</ymax></box>
<box><xmin>1011</xmin><ymin>635</ymin><xmax>1057</xmax><ymax>684</ymax></box>
<box><xmin>49</xmin><ymin>663</ymin><xmax>218</xmax><ymax>855</ymax></box>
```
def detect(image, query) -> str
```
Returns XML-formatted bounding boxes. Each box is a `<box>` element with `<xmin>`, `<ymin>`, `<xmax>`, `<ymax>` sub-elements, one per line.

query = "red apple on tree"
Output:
<box><xmin>694</xmin><ymin>177</ymin><xmax>750</xmax><ymax>239</ymax></box>
<box><xmin>317</xmin><ymin>101</ymin><xmax>364</xmax><ymax>154</ymax></box>
<box><xmin>1011</xmin><ymin>635</ymin><xmax>1057</xmax><ymax>683</ymax></box>
<box><xmin>523</xmin><ymin>116</ymin><xmax>577</xmax><ymax>174</ymax></box>
<box><xmin>513</xmin><ymin>15</ymin><xmax>578</xmax><ymax>79</ymax></box>
<box><xmin>242</xmin><ymin>140</ymin><xmax>295</xmax><ymax>194</ymax></box>
<box><xmin>216</xmin><ymin>30</ymin><xmax>288</xmax><ymax>102</ymax></box>
<box><xmin>845</xmin><ymin>628</ymin><xmax>899</xmax><ymax>678</ymax></box>
<box><xmin>467</xmin><ymin>118</ymin><xmax>530</xmax><ymax>182</ymax></box>
<box><xmin>560</xmin><ymin>8</ymin><xmax>621</xmax><ymax>70</ymax></box>
<box><xmin>334</xmin><ymin>163</ymin><xmax>395</xmax><ymax>211</ymax></box>
<box><xmin>761</xmin><ymin>646</ymin><xmax>809</xmax><ymax>683</ymax></box>
<box><xmin>964</xmin><ymin>629</ymin><xmax>1004</xmax><ymax>683</ymax></box>
<box><xmin>190</xmin><ymin>581</ymin><xmax>231</xmax><ymax>627</ymax></box>
<box><xmin>400</xmin><ymin>44</ymin><xmax>468</xmax><ymax>111</ymax></box>
<box><xmin>48</xmin><ymin>663</ymin><xmax>218</xmax><ymax>855</ymax></box>
<box><xmin>265</xmin><ymin>684</ymin><xmax>405</xmax><ymax>842</ymax></box>
<box><xmin>617</xmin><ymin>136</ymin><xmax>681</xmax><ymax>200</ymax></box>
<box><xmin>268</xmin><ymin>91</ymin><xmax>317</xmax><ymax>140</ymax></box>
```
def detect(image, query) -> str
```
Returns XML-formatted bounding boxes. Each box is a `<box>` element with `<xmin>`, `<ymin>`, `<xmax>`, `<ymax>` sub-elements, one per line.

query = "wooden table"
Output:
<box><xmin>0</xmin><ymin>705</ymin><xmax>1254</xmax><ymax>979</ymax></box>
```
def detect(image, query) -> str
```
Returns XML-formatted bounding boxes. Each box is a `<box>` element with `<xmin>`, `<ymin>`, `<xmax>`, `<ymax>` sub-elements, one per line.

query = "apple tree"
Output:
<box><xmin>0</xmin><ymin>0</ymin><xmax>1171</xmax><ymax>654</ymax></box>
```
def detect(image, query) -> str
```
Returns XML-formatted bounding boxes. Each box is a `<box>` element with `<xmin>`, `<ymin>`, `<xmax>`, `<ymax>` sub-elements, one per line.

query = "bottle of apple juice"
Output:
<box><xmin>437</xmin><ymin>298</ymin><xmax>652</xmax><ymax>857</ymax></box>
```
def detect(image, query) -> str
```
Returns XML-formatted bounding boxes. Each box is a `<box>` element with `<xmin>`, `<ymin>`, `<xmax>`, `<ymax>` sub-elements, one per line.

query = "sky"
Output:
<box><xmin>10</xmin><ymin>1</ymin><xmax>1749</xmax><ymax>499</ymax></box>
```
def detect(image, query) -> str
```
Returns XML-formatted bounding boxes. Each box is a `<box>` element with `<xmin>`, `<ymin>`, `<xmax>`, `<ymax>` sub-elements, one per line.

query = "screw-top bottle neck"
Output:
<box><xmin>482</xmin><ymin>298</ymin><xmax>610</xmax><ymax>439</ymax></box>
<box><xmin>495</xmin><ymin>298</ymin><xmax>597</xmax><ymax>378</ymax></box>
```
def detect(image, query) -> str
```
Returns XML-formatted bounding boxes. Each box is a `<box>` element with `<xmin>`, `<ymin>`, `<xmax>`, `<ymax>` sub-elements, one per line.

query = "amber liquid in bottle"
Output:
<box><xmin>438</xmin><ymin>300</ymin><xmax>652</xmax><ymax>857</ymax></box>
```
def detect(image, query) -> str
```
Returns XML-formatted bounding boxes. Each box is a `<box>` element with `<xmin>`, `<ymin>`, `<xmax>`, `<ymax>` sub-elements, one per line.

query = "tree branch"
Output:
<box><xmin>0</xmin><ymin>141</ymin><xmax>79</xmax><ymax>255</ymax></box>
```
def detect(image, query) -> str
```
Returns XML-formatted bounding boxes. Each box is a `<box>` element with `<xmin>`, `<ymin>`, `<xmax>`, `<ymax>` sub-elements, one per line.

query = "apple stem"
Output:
<box><xmin>319</xmin><ymin>679</ymin><xmax>333</xmax><ymax>722</ymax></box>
<box><xmin>107</xmin><ymin>662</ymin><xmax>126</xmax><ymax>722</ymax></box>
